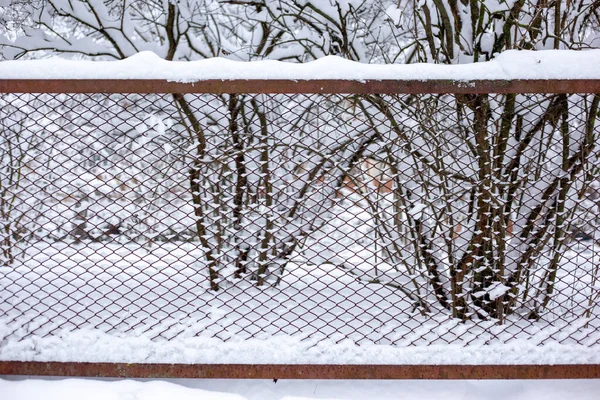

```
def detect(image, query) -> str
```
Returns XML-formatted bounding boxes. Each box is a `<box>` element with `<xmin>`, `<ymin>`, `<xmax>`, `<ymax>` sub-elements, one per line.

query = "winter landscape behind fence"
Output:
<box><xmin>1</xmin><ymin>80</ymin><xmax>599</xmax><ymax>361</ymax></box>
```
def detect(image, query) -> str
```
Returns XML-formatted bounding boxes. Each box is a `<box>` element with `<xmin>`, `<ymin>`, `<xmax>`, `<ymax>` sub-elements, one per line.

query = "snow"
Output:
<box><xmin>0</xmin><ymin>50</ymin><xmax>599</xmax><ymax>81</ymax></box>
<box><xmin>1</xmin><ymin>238</ymin><xmax>599</xmax><ymax>365</ymax></box>
<box><xmin>0</xmin><ymin>378</ymin><xmax>245</xmax><ymax>400</ymax></box>
<box><xmin>2</xmin><ymin>378</ymin><xmax>600</xmax><ymax>400</ymax></box>
<box><xmin>1</xmin><ymin>331</ymin><xmax>599</xmax><ymax>365</ymax></box>
<box><xmin>407</xmin><ymin>203</ymin><xmax>427</xmax><ymax>220</ymax></box>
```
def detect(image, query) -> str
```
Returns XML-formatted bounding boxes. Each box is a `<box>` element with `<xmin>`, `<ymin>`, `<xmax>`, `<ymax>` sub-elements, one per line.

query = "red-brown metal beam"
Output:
<box><xmin>0</xmin><ymin>362</ymin><xmax>599</xmax><ymax>379</ymax></box>
<box><xmin>1</xmin><ymin>79</ymin><xmax>600</xmax><ymax>94</ymax></box>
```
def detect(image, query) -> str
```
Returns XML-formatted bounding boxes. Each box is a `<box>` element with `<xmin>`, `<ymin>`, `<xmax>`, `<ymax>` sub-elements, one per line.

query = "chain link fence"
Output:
<box><xmin>1</xmin><ymin>82</ymin><xmax>599</xmax><ymax>356</ymax></box>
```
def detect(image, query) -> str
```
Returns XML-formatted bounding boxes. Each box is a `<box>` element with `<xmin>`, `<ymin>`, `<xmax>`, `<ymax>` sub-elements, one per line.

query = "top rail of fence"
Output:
<box><xmin>2</xmin><ymin>79</ymin><xmax>600</xmax><ymax>94</ymax></box>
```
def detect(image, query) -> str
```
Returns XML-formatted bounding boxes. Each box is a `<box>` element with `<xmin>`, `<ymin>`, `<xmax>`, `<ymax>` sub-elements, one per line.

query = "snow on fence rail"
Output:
<box><xmin>1</xmin><ymin>78</ymin><xmax>600</xmax><ymax>377</ymax></box>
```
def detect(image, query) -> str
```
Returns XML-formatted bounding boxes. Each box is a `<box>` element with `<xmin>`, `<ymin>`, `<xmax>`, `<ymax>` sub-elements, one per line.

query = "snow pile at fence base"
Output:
<box><xmin>1</xmin><ymin>330</ymin><xmax>599</xmax><ymax>365</ymax></box>
<box><xmin>1</xmin><ymin>50</ymin><xmax>600</xmax><ymax>81</ymax></box>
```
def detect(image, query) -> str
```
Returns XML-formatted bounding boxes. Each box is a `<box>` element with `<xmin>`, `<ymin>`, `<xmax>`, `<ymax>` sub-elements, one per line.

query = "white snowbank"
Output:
<box><xmin>2</xmin><ymin>243</ymin><xmax>597</xmax><ymax>366</ymax></box>
<box><xmin>0</xmin><ymin>378</ymin><xmax>246</xmax><ymax>400</ymax></box>
<box><xmin>1</xmin><ymin>329</ymin><xmax>598</xmax><ymax>365</ymax></box>
<box><xmin>3</xmin><ymin>378</ymin><xmax>600</xmax><ymax>400</ymax></box>
<box><xmin>0</xmin><ymin>50</ymin><xmax>599</xmax><ymax>81</ymax></box>
<box><xmin>189</xmin><ymin>379</ymin><xmax>600</xmax><ymax>400</ymax></box>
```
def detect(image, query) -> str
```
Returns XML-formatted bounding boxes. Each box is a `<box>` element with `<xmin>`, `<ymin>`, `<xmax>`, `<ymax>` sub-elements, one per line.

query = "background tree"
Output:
<box><xmin>0</xmin><ymin>93</ymin><xmax>44</xmax><ymax>267</ymax></box>
<box><xmin>0</xmin><ymin>0</ymin><xmax>374</xmax><ymax>290</ymax></box>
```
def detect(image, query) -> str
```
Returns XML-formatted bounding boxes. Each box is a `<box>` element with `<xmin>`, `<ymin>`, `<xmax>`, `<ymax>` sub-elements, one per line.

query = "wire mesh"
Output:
<box><xmin>0</xmin><ymin>88</ymin><xmax>599</xmax><ymax>350</ymax></box>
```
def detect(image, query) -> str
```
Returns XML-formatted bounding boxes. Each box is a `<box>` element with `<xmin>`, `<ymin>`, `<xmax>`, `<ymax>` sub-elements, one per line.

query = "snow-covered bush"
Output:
<box><xmin>342</xmin><ymin>92</ymin><xmax>599</xmax><ymax>320</ymax></box>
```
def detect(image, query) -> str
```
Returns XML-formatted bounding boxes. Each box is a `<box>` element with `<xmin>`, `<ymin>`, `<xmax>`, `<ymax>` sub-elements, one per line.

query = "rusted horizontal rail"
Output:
<box><xmin>1</xmin><ymin>79</ymin><xmax>600</xmax><ymax>94</ymax></box>
<box><xmin>1</xmin><ymin>362</ymin><xmax>599</xmax><ymax>379</ymax></box>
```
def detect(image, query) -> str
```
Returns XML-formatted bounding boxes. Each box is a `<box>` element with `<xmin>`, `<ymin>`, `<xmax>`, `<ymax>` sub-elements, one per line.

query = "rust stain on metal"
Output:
<box><xmin>0</xmin><ymin>362</ymin><xmax>599</xmax><ymax>379</ymax></box>
<box><xmin>0</xmin><ymin>79</ymin><xmax>600</xmax><ymax>94</ymax></box>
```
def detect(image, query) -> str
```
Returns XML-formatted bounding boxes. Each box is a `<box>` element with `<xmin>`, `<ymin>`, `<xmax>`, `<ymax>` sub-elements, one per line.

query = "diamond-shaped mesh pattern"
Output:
<box><xmin>1</xmin><ymin>90</ymin><xmax>599</xmax><ymax>347</ymax></box>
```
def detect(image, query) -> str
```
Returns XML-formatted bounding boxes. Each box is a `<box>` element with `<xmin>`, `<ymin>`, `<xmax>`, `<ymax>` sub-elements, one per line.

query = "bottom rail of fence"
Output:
<box><xmin>0</xmin><ymin>362</ymin><xmax>599</xmax><ymax>379</ymax></box>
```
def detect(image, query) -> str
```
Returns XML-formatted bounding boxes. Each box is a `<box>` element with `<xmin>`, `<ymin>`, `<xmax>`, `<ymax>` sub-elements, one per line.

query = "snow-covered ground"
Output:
<box><xmin>1</xmin><ymin>200</ymin><xmax>599</xmax><ymax>365</ymax></box>
<box><xmin>2</xmin><ymin>377</ymin><xmax>600</xmax><ymax>400</ymax></box>
<box><xmin>1</xmin><ymin>238</ymin><xmax>599</xmax><ymax>364</ymax></box>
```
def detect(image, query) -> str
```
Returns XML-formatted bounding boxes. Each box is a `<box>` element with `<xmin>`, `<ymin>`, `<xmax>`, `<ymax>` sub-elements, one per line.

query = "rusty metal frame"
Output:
<box><xmin>1</xmin><ymin>78</ymin><xmax>599</xmax><ymax>380</ymax></box>
<box><xmin>1</xmin><ymin>79</ymin><xmax>600</xmax><ymax>94</ymax></box>
<box><xmin>1</xmin><ymin>361</ymin><xmax>600</xmax><ymax>379</ymax></box>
